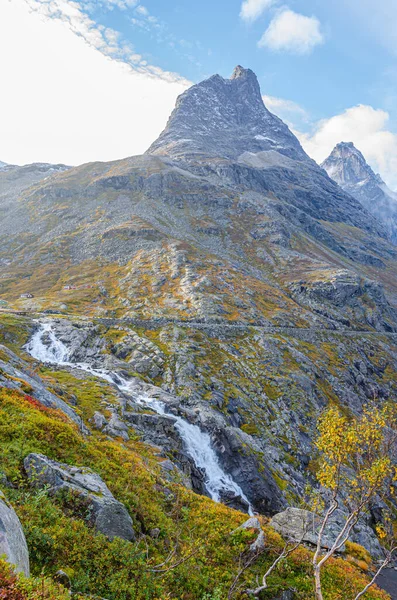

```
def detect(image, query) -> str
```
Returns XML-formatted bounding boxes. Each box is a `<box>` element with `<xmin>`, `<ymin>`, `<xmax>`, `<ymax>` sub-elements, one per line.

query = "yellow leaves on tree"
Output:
<box><xmin>315</xmin><ymin>404</ymin><xmax>397</xmax><ymax>505</ymax></box>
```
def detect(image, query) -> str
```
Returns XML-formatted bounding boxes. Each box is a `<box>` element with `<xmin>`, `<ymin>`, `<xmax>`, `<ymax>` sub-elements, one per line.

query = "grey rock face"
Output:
<box><xmin>104</xmin><ymin>411</ymin><xmax>130</xmax><ymax>440</ymax></box>
<box><xmin>24</xmin><ymin>453</ymin><xmax>135</xmax><ymax>542</ymax></box>
<box><xmin>322</xmin><ymin>142</ymin><xmax>397</xmax><ymax>244</ymax></box>
<box><xmin>159</xmin><ymin>458</ymin><xmax>192</xmax><ymax>488</ymax></box>
<box><xmin>288</xmin><ymin>269</ymin><xmax>397</xmax><ymax>331</ymax></box>
<box><xmin>0</xmin><ymin>162</ymin><xmax>70</xmax><ymax>220</ymax></box>
<box><xmin>270</xmin><ymin>507</ymin><xmax>383</xmax><ymax>558</ymax></box>
<box><xmin>147</xmin><ymin>66</ymin><xmax>308</xmax><ymax>163</ymax></box>
<box><xmin>210</xmin><ymin>425</ymin><xmax>286</xmax><ymax>514</ymax></box>
<box><xmin>0</xmin><ymin>491</ymin><xmax>30</xmax><ymax>576</ymax></box>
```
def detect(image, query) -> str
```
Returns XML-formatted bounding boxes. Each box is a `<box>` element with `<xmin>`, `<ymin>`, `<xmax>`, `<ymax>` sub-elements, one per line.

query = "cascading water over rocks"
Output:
<box><xmin>26</xmin><ymin>322</ymin><xmax>253</xmax><ymax>512</ymax></box>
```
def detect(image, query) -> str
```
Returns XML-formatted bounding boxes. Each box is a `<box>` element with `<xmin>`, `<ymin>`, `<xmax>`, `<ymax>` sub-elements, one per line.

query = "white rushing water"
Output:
<box><xmin>26</xmin><ymin>322</ymin><xmax>252</xmax><ymax>512</ymax></box>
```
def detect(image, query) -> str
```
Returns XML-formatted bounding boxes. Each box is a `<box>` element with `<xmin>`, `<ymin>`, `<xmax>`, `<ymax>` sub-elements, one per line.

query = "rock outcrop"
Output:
<box><xmin>270</xmin><ymin>507</ymin><xmax>383</xmax><ymax>558</ymax></box>
<box><xmin>233</xmin><ymin>517</ymin><xmax>265</xmax><ymax>553</ymax></box>
<box><xmin>0</xmin><ymin>491</ymin><xmax>30</xmax><ymax>576</ymax></box>
<box><xmin>24</xmin><ymin>454</ymin><xmax>135</xmax><ymax>542</ymax></box>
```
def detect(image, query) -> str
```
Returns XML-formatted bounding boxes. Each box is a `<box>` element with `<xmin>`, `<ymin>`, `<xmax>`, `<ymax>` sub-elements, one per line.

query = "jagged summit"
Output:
<box><xmin>322</xmin><ymin>142</ymin><xmax>383</xmax><ymax>186</ymax></box>
<box><xmin>147</xmin><ymin>65</ymin><xmax>308</xmax><ymax>162</ymax></box>
<box><xmin>230</xmin><ymin>64</ymin><xmax>252</xmax><ymax>79</ymax></box>
<box><xmin>323</xmin><ymin>142</ymin><xmax>397</xmax><ymax>244</ymax></box>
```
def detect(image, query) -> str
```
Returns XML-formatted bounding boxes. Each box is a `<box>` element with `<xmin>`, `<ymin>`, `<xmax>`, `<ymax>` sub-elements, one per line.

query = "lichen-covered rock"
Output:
<box><xmin>270</xmin><ymin>507</ymin><xmax>383</xmax><ymax>558</ymax></box>
<box><xmin>0</xmin><ymin>491</ymin><xmax>30</xmax><ymax>576</ymax></box>
<box><xmin>24</xmin><ymin>453</ymin><xmax>135</xmax><ymax>541</ymax></box>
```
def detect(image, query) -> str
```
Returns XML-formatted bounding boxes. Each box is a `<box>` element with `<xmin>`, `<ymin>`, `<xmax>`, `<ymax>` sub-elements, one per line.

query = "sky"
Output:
<box><xmin>1</xmin><ymin>0</ymin><xmax>397</xmax><ymax>189</ymax></box>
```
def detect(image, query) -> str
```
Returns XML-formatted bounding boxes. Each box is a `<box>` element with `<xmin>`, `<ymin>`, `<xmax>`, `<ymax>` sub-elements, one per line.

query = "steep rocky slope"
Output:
<box><xmin>322</xmin><ymin>142</ymin><xmax>397</xmax><ymax>244</ymax></box>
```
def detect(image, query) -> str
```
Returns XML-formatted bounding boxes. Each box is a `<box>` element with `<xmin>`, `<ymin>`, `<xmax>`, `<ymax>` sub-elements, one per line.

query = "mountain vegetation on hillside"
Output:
<box><xmin>1</xmin><ymin>66</ymin><xmax>397</xmax><ymax>598</ymax></box>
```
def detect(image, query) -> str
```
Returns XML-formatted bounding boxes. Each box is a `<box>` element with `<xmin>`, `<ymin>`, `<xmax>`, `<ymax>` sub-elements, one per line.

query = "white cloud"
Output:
<box><xmin>240</xmin><ymin>0</ymin><xmax>275</xmax><ymax>22</ymax></box>
<box><xmin>263</xmin><ymin>95</ymin><xmax>309</xmax><ymax>121</ymax></box>
<box><xmin>83</xmin><ymin>0</ymin><xmax>139</xmax><ymax>9</ymax></box>
<box><xmin>0</xmin><ymin>0</ymin><xmax>190</xmax><ymax>166</ymax></box>
<box><xmin>135</xmin><ymin>5</ymin><xmax>149</xmax><ymax>16</ymax></box>
<box><xmin>258</xmin><ymin>9</ymin><xmax>324</xmax><ymax>54</ymax></box>
<box><xmin>20</xmin><ymin>0</ymin><xmax>180</xmax><ymax>83</ymax></box>
<box><xmin>296</xmin><ymin>105</ymin><xmax>397</xmax><ymax>189</ymax></box>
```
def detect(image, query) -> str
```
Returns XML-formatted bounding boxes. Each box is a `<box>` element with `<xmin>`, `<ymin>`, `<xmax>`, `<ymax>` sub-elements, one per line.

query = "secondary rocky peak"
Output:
<box><xmin>323</xmin><ymin>142</ymin><xmax>397</xmax><ymax>244</ymax></box>
<box><xmin>146</xmin><ymin>66</ymin><xmax>308</xmax><ymax>162</ymax></box>
<box><xmin>322</xmin><ymin>141</ymin><xmax>381</xmax><ymax>186</ymax></box>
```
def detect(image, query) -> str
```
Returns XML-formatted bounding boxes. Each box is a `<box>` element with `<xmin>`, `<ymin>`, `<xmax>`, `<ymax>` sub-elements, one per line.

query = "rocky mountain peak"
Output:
<box><xmin>230</xmin><ymin>64</ymin><xmax>252</xmax><ymax>79</ymax></box>
<box><xmin>323</xmin><ymin>142</ymin><xmax>397</xmax><ymax>244</ymax></box>
<box><xmin>233</xmin><ymin>64</ymin><xmax>262</xmax><ymax>94</ymax></box>
<box><xmin>322</xmin><ymin>141</ymin><xmax>382</xmax><ymax>186</ymax></box>
<box><xmin>147</xmin><ymin>65</ymin><xmax>308</xmax><ymax>162</ymax></box>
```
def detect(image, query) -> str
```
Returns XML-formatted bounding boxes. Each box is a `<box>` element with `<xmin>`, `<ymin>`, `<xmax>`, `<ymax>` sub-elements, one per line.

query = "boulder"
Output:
<box><xmin>24</xmin><ymin>453</ymin><xmax>135</xmax><ymax>542</ymax></box>
<box><xmin>92</xmin><ymin>411</ymin><xmax>107</xmax><ymax>430</ymax></box>
<box><xmin>235</xmin><ymin>517</ymin><xmax>261</xmax><ymax>531</ymax></box>
<box><xmin>270</xmin><ymin>507</ymin><xmax>334</xmax><ymax>548</ymax></box>
<box><xmin>270</xmin><ymin>507</ymin><xmax>383</xmax><ymax>558</ymax></box>
<box><xmin>0</xmin><ymin>492</ymin><xmax>30</xmax><ymax>576</ymax></box>
<box><xmin>54</xmin><ymin>570</ymin><xmax>71</xmax><ymax>589</ymax></box>
<box><xmin>103</xmin><ymin>412</ymin><xmax>129</xmax><ymax>440</ymax></box>
<box><xmin>232</xmin><ymin>517</ymin><xmax>265</xmax><ymax>553</ymax></box>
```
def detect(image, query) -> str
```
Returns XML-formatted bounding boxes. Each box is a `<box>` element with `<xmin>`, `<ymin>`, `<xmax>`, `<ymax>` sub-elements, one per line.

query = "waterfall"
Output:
<box><xmin>26</xmin><ymin>322</ymin><xmax>253</xmax><ymax>513</ymax></box>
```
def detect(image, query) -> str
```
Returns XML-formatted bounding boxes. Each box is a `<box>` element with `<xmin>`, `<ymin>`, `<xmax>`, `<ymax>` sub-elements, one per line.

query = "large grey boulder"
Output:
<box><xmin>0</xmin><ymin>491</ymin><xmax>30</xmax><ymax>576</ymax></box>
<box><xmin>24</xmin><ymin>453</ymin><xmax>135</xmax><ymax>542</ymax></box>
<box><xmin>270</xmin><ymin>507</ymin><xmax>383</xmax><ymax>558</ymax></box>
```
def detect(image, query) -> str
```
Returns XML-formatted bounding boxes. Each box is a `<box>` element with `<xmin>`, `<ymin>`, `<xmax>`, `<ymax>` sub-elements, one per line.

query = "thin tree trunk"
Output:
<box><xmin>314</xmin><ymin>565</ymin><xmax>323</xmax><ymax>600</ymax></box>
<box><xmin>354</xmin><ymin>548</ymin><xmax>396</xmax><ymax>600</ymax></box>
